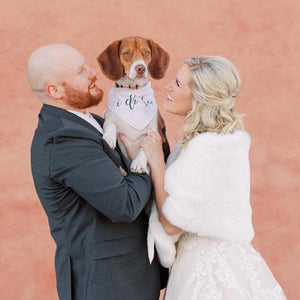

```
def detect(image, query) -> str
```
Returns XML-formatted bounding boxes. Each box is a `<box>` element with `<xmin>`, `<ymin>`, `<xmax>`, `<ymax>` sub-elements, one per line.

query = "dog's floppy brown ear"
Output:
<box><xmin>147</xmin><ymin>39</ymin><xmax>170</xmax><ymax>79</ymax></box>
<box><xmin>97</xmin><ymin>40</ymin><xmax>124</xmax><ymax>81</ymax></box>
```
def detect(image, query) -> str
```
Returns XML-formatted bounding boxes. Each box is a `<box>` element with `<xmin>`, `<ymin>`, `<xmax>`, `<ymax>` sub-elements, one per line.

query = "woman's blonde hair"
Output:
<box><xmin>181</xmin><ymin>56</ymin><xmax>244</xmax><ymax>147</ymax></box>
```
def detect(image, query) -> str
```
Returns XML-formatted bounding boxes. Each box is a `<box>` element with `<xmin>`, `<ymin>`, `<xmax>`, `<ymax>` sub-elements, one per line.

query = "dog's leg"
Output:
<box><xmin>117</xmin><ymin>137</ymin><xmax>130</xmax><ymax>161</ymax></box>
<box><xmin>103</xmin><ymin>122</ymin><xmax>117</xmax><ymax>149</ymax></box>
<box><xmin>131</xmin><ymin>123</ymin><xmax>158</xmax><ymax>173</ymax></box>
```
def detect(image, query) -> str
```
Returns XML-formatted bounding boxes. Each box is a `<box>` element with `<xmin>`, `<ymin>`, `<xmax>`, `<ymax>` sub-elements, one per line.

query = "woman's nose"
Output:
<box><xmin>165</xmin><ymin>81</ymin><xmax>172</xmax><ymax>91</ymax></box>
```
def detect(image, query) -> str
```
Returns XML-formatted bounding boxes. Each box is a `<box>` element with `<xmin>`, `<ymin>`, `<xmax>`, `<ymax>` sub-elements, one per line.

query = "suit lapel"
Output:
<box><xmin>41</xmin><ymin>104</ymin><xmax>103</xmax><ymax>136</ymax></box>
<box><xmin>91</xmin><ymin>111</ymin><xmax>130</xmax><ymax>170</ymax></box>
<box><xmin>41</xmin><ymin>104</ymin><xmax>130</xmax><ymax>171</ymax></box>
<box><xmin>91</xmin><ymin>113</ymin><xmax>104</xmax><ymax>128</ymax></box>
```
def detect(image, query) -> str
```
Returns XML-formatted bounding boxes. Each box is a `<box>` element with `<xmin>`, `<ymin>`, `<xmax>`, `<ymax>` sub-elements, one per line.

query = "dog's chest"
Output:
<box><xmin>106</xmin><ymin>83</ymin><xmax>158</xmax><ymax>132</ymax></box>
<box><xmin>105</xmin><ymin>108</ymin><xmax>158</xmax><ymax>139</ymax></box>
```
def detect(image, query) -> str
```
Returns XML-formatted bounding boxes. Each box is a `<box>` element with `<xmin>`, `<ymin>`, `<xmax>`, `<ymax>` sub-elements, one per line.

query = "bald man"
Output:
<box><xmin>28</xmin><ymin>44</ymin><xmax>168</xmax><ymax>300</ymax></box>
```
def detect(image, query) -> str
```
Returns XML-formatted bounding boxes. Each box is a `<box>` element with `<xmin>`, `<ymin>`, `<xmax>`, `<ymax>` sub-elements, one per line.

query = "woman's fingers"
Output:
<box><xmin>148</xmin><ymin>131</ymin><xmax>161</xmax><ymax>140</ymax></box>
<box><xmin>142</xmin><ymin>131</ymin><xmax>162</xmax><ymax>147</ymax></box>
<box><xmin>141</xmin><ymin>135</ymin><xmax>161</xmax><ymax>152</ymax></box>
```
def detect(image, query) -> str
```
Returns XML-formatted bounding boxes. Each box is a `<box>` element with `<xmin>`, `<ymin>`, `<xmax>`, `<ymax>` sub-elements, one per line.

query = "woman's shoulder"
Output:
<box><xmin>177</xmin><ymin>130</ymin><xmax>251</xmax><ymax>160</ymax></box>
<box><xmin>186</xmin><ymin>130</ymin><xmax>251</xmax><ymax>153</ymax></box>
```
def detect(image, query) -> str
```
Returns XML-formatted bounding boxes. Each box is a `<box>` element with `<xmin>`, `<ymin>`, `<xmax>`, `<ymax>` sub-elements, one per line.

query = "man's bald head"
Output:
<box><xmin>27</xmin><ymin>44</ymin><xmax>84</xmax><ymax>101</ymax></box>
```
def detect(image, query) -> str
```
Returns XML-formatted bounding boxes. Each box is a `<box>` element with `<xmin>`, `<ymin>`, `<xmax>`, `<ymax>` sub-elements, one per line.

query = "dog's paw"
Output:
<box><xmin>130</xmin><ymin>160</ymin><xmax>147</xmax><ymax>174</ymax></box>
<box><xmin>103</xmin><ymin>132</ymin><xmax>116</xmax><ymax>149</ymax></box>
<box><xmin>130</xmin><ymin>150</ymin><xmax>148</xmax><ymax>174</ymax></box>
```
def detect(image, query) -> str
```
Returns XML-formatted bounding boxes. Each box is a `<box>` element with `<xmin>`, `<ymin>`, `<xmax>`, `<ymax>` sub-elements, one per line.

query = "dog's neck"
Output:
<box><xmin>116</xmin><ymin>76</ymin><xmax>148</xmax><ymax>89</ymax></box>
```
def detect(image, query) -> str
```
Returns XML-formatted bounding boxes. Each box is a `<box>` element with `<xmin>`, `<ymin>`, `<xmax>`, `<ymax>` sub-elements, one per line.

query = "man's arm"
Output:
<box><xmin>50</xmin><ymin>128</ymin><xmax>152</xmax><ymax>223</ymax></box>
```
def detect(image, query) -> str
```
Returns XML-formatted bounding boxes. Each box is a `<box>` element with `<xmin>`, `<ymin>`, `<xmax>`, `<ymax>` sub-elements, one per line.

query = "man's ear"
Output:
<box><xmin>47</xmin><ymin>83</ymin><xmax>64</xmax><ymax>99</ymax></box>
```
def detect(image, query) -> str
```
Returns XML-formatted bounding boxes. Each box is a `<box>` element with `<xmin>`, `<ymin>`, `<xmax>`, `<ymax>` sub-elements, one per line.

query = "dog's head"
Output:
<box><xmin>97</xmin><ymin>37</ymin><xmax>170</xmax><ymax>82</ymax></box>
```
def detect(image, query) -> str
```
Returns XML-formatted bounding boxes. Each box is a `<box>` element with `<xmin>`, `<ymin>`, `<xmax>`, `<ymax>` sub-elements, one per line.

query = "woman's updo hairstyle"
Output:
<box><xmin>181</xmin><ymin>56</ymin><xmax>244</xmax><ymax>146</ymax></box>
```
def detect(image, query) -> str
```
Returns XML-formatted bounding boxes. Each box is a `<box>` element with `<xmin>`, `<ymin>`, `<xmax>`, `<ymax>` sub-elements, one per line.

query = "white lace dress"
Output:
<box><xmin>164</xmin><ymin>234</ymin><xmax>286</xmax><ymax>300</ymax></box>
<box><xmin>147</xmin><ymin>131</ymin><xmax>287</xmax><ymax>300</ymax></box>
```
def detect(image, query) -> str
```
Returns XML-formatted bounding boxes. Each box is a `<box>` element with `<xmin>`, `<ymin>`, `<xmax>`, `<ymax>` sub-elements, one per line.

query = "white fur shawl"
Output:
<box><xmin>148</xmin><ymin>130</ymin><xmax>255</xmax><ymax>267</ymax></box>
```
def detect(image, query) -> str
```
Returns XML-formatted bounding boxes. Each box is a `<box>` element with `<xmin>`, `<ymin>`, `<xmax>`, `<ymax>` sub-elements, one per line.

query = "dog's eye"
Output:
<box><xmin>144</xmin><ymin>50</ymin><xmax>150</xmax><ymax>56</ymax></box>
<box><xmin>123</xmin><ymin>51</ymin><xmax>130</xmax><ymax>57</ymax></box>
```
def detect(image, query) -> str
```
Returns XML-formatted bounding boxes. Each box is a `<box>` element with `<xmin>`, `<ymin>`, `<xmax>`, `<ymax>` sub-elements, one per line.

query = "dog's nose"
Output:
<box><xmin>135</xmin><ymin>64</ymin><xmax>146</xmax><ymax>75</ymax></box>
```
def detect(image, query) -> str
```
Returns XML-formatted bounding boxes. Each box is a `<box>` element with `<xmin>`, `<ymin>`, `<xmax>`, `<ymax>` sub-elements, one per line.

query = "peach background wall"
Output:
<box><xmin>1</xmin><ymin>0</ymin><xmax>299</xmax><ymax>299</ymax></box>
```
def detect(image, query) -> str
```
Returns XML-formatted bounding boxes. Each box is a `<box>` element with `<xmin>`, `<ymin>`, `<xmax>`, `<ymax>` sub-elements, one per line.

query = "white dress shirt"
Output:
<box><xmin>68</xmin><ymin>110</ymin><xmax>103</xmax><ymax>134</ymax></box>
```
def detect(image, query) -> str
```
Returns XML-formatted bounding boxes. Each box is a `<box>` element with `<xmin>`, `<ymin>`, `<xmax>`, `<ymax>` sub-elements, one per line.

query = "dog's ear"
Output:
<box><xmin>97</xmin><ymin>40</ymin><xmax>124</xmax><ymax>81</ymax></box>
<box><xmin>147</xmin><ymin>39</ymin><xmax>170</xmax><ymax>79</ymax></box>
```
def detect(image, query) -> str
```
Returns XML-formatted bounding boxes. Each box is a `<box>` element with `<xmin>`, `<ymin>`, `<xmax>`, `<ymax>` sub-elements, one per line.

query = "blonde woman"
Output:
<box><xmin>122</xmin><ymin>56</ymin><xmax>287</xmax><ymax>299</ymax></box>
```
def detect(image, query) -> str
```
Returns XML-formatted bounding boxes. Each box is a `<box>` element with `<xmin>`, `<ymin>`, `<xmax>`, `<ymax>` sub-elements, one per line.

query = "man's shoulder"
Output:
<box><xmin>34</xmin><ymin>111</ymin><xmax>101</xmax><ymax>147</ymax></box>
<box><xmin>40</xmin><ymin>105</ymin><xmax>101</xmax><ymax>135</ymax></box>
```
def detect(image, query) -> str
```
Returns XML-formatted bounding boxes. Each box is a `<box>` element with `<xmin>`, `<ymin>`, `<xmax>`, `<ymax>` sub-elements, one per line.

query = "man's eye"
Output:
<box><xmin>176</xmin><ymin>79</ymin><xmax>180</xmax><ymax>87</ymax></box>
<box><xmin>79</xmin><ymin>66</ymin><xmax>85</xmax><ymax>74</ymax></box>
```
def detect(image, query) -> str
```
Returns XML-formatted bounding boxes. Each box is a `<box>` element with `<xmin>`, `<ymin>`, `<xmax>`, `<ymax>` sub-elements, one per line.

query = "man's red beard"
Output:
<box><xmin>62</xmin><ymin>77</ymin><xmax>103</xmax><ymax>109</ymax></box>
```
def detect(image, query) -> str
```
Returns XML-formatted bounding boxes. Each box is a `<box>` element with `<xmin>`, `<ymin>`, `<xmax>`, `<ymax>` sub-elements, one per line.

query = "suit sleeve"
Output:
<box><xmin>49</xmin><ymin>128</ymin><xmax>152</xmax><ymax>223</ymax></box>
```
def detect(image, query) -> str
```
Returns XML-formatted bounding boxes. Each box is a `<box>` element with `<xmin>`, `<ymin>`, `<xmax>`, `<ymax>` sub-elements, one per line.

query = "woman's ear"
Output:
<box><xmin>147</xmin><ymin>40</ymin><xmax>170</xmax><ymax>79</ymax></box>
<box><xmin>46</xmin><ymin>83</ymin><xmax>63</xmax><ymax>99</ymax></box>
<box><xmin>97</xmin><ymin>40</ymin><xmax>124</xmax><ymax>81</ymax></box>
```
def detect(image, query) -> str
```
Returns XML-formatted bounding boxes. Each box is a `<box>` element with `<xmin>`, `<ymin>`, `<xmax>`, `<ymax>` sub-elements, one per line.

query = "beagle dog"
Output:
<box><xmin>98</xmin><ymin>37</ymin><xmax>169</xmax><ymax>173</ymax></box>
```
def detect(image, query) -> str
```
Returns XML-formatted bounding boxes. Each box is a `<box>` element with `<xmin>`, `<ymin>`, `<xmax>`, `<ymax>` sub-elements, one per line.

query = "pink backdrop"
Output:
<box><xmin>1</xmin><ymin>0</ymin><xmax>299</xmax><ymax>299</ymax></box>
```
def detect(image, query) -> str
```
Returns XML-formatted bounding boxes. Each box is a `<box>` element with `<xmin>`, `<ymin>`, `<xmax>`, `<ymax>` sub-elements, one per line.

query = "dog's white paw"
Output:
<box><xmin>103</xmin><ymin>132</ymin><xmax>116</xmax><ymax>149</ymax></box>
<box><xmin>130</xmin><ymin>159</ymin><xmax>147</xmax><ymax>174</ymax></box>
<box><xmin>130</xmin><ymin>149</ymin><xmax>148</xmax><ymax>174</ymax></box>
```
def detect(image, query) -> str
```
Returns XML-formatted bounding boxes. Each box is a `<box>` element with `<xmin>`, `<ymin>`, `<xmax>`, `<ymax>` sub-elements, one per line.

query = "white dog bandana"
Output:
<box><xmin>107</xmin><ymin>82</ymin><xmax>157</xmax><ymax>130</ymax></box>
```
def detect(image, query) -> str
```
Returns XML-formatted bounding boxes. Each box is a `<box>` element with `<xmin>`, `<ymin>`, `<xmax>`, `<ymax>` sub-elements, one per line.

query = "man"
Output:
<box><xmin>28</xmin><ymin>44</ymin><xmax>168</xmax><ymax>300</ymax></box>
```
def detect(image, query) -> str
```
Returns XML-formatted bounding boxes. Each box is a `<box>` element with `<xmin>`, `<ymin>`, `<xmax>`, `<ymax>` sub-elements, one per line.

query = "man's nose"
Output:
<box><xmin>87</xmin><ymin>66</ymin><xmax>97</xmax><ymax>78</ymax></box>
<box><xmin>135</xmin><ymin>64</ymin><xmax>146</xmax><ymax>75</ymax></box>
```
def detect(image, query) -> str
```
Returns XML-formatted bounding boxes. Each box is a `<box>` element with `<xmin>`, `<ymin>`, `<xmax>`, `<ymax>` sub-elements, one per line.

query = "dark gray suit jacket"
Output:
<box><xmin>31</xmin><ymin>104</ymin><xmax>168</xmax><ymax>300</ymax></box>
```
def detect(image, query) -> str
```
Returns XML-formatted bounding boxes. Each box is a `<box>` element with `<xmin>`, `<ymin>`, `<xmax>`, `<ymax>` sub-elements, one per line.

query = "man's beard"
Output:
<box><xmin>62</xmin><ymin>77</ymin><xmax>103</xmax><ymax>109</ymax></box>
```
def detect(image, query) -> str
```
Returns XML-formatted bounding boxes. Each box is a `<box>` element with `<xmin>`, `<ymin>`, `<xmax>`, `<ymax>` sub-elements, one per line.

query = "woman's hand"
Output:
<box><xmin>140</xmin><ymin>131</ymin><xmax>165</xmax><ymax>169</ymax></box>
<box><xmin>142</xmin><ymin>132</ymin><xmax>184</xmax><ymax>236</ymax></box>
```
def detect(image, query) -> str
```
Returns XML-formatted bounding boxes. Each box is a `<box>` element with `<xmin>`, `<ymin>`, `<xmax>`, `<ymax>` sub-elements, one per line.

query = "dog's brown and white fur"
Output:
<box><xmin>98</xmin><ymin>37</ymin><xmax>169</xmax><ymax>173</ymax></box>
